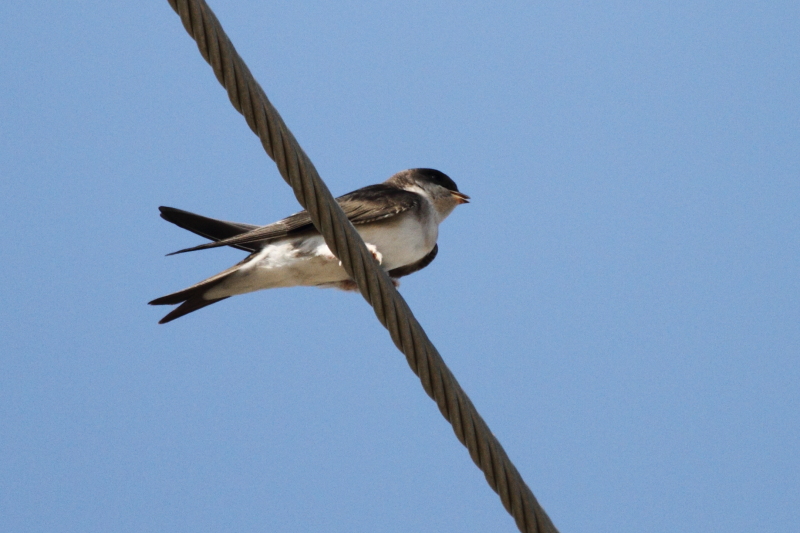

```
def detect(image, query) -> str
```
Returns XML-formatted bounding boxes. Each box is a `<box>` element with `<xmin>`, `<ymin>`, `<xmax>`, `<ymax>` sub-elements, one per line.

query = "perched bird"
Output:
<box><xmin>149</xmin><ymin>168</ymin><xmax>469</xmax><ymax>323</ymax></box>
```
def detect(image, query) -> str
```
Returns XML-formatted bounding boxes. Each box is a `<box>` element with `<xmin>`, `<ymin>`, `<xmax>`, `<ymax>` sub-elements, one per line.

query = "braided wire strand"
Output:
<box><xmin>166</xmin><ymin>1</ymin><xmax>559</xmax><ymax>531</ymax></box>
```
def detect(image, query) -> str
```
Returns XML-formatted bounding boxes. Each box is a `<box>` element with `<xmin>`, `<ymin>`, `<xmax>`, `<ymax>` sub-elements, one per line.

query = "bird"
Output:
<box><xmin>149</xmin><ymin>168</ymin><xmax>469</xmax><ymax>323</ymax></box>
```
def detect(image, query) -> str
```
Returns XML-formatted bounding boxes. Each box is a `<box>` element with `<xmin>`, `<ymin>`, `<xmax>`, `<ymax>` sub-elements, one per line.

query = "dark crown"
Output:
<box><xmin>387</xmin><ymin>168</ymin><xmax>459</xmax><ymax>192</ymax></box>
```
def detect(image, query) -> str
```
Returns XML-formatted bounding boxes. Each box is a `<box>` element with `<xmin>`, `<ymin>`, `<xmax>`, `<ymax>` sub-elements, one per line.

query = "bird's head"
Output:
<box><xmin>389</xmin><ymin>168</ymin><xmax>469</xmax><ymax>221</ymax></box>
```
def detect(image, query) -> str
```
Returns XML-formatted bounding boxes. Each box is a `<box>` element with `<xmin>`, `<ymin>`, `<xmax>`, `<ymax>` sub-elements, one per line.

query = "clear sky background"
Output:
<box><xmin>1</xmin><ymin>2</ymin><xmax>798</xmax><ymax>532</ymax></box>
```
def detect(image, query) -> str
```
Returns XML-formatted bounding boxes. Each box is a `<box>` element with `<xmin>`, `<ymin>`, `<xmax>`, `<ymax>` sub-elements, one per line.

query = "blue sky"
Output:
<box><xmin>1</xmin><ymin>1</ymin><xmax>798</xmax><ymax>531</ymax></box>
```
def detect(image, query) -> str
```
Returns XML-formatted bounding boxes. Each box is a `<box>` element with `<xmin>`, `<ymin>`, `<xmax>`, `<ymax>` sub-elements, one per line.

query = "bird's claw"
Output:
<box><xmin>366</xmin><ymin>244</ymin><xmax>383</xmax><ymax>264</ymax></box>
<box><xmin>321</xmin><ymin>244</ymin><xmax>381</xmax><ymax>266</ymax></box>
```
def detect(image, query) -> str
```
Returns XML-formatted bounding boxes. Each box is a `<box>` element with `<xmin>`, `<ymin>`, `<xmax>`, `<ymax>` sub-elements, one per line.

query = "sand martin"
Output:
<box><xmin>149</xmin><ymin>168</ymin><xmax>469</xmax><ymax>323</ymax></box>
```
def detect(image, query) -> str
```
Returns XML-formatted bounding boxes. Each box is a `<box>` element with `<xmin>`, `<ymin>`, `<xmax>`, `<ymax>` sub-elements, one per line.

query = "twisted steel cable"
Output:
<box><xmin>166</xmin><ymin>1</ymin><xmax>559</xmax><ymax>531</ymax></box>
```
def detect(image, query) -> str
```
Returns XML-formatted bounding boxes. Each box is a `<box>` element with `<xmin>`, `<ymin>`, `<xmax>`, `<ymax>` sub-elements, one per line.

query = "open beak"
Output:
<box><xmin>451</xmin><ymin>191</ymin><xmax>470</xmax><ymax>204</ymax></box>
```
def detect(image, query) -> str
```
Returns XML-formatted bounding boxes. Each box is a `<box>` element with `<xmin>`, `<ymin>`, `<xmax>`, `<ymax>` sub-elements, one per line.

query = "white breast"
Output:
<box><xmin>356</xmin><ymin>210</ymin><xmax>437</xmax><ymax>270</ymax></box>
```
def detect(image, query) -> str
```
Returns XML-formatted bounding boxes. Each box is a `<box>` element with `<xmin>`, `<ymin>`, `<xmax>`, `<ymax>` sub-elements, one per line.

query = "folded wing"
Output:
<box><xmin>164</xmin><ymin>185</ymin><xmax>422</xmax><ymax>255</ymax></box>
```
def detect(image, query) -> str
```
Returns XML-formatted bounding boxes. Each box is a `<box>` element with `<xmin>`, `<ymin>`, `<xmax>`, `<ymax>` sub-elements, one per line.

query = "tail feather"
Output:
<box><xmin>149</xmin><ymin>282</ymin><xmax>229</xmax><ymax>323</ymax></box>
<box><xmin>149</xmin><ymin>259</ymin><xmax>246</xmax><ymax>323</ymax></box>
<box><xmin>156</xmin><ymin>295</ymin><xmax>229</xmax><ymax>324</ymax></box>
<box><xmin>149</xmin><ymin>286</ymin><xmax>202</xmax><ymax>306</ymax></box>
<box><xmin>152</xmin><ymin>207</ymin><xmax>263</xmax><ymax>323</ymax></box>
<box><xmin>158</xmin><ymin>206</ymin><xmax>260</xmax><ymax>252</ymax></box>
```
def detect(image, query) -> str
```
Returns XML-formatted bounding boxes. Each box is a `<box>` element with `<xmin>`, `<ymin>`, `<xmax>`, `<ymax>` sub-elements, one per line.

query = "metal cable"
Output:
<box><xmin>166</xmin><ymin>1</ymin><xmax>559</xmax><ymax>531</ymax></box>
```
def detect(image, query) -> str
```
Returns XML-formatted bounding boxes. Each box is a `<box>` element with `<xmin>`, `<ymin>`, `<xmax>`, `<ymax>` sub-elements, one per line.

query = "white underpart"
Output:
<box><xmin>204</xmin><ymin>208</ymin><xmax>437</xmax><ymax>300</ymax></box>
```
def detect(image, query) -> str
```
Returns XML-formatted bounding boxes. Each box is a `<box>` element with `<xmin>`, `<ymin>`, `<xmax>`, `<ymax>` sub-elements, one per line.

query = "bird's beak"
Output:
<box><xmin>451</xmin><ymin>191</ymin><xmax>470</xmax><ymax>204</ymax></box>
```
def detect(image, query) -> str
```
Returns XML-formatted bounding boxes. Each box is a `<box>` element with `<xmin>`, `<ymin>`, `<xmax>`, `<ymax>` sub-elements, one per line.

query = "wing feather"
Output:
<box><xmin>166</xmin><ymin>185</ymin><xmax>422</xmax><ymax>255</ymax></box>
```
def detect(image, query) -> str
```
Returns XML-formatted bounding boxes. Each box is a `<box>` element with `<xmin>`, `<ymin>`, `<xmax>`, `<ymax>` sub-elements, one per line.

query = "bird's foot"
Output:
<box><xmin>319</xmin><ymin>244</ymin><xmax>382</xmax><ymax>266</ymax></box>
<box><xmin>366</xmin><ymin>244</ymin><xmax>383</xmax><ymax>264</ymax></box>
<box><xmin>334</xmin><ymin>280</ymin><xmax>359</xmax><ymax>291</ymax></box>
